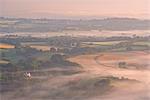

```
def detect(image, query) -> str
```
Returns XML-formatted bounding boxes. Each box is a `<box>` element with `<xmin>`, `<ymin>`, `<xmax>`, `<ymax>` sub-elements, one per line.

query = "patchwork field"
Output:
<box><xmin>0</xmin><ymin>17</ymin><xmax>150</xmax><ymax>100</ymax></box>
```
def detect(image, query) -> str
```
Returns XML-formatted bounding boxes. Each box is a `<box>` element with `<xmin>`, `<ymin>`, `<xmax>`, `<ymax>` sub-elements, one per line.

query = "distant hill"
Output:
<box><xmin>0</xmin><ymin>17</ymin><xmax>149</xmax><ymax>33</ymax></box>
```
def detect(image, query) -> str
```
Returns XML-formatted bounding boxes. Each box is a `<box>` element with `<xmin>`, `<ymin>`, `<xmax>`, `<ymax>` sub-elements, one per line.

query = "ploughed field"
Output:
<box><xmin>0</xmin><ymin>43</ymin><xmax>15</xmax><ymax>49</ymax></box>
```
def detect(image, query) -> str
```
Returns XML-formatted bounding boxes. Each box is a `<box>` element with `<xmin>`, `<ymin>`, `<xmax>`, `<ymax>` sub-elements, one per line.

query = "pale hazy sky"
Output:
<box><xmin>0</xmin><ymin>0</ymin><xmax>149</xmax><ymax>19</ymax></box>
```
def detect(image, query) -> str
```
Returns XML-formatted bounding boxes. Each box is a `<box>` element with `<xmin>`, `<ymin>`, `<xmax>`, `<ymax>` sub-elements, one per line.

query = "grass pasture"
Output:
<box><xmin>21</xmin><ymin>42</ymin><xmax>48</xmax><ymax>46</ymax></box>
<box><xmin>29</xmin><ymin>45</ymin><xmax>50</xmax><ymax>51</ymax></box>
<box><xmin>0</xmin><ymin>20</ymin><xmax>18</xmax><ymax>25</ymax></box>
<box><xmin>133</xmin><ymin>41</ymin><xmax>150</xmax><ymax>46</ymax></box>
<box><xmin>21</xmin><ymin>42</ymin><xmax>51</xmax><ymax>51</ymax></box>
<box><xmin>81</xmin><ymin>41</ymin><xmax>125</xmax><ymax>47</ymax></box>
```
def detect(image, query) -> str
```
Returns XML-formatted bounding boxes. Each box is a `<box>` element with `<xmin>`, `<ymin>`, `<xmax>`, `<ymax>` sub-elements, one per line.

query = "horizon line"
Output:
<box><xmin>0</xmin><ymin>16</ymin><xmax>149</xmax><ymax>20</ymax></box>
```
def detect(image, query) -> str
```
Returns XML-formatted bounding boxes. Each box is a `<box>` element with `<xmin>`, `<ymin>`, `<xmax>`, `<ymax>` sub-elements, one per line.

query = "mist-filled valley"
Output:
<box><xmin>0</xmin><ymin>16</ymin><xmax>150</xmax><ymax>100</ymax></box>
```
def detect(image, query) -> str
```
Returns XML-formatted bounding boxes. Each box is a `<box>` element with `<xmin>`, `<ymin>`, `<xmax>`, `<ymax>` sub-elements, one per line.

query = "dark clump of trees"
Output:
<box><xmin>118</xmin><ymin>62</ymin><xmax>127</xmax><ymax>68</ymax></box>
<box><xmin>0</xmin><ymin>63</ymin><xmax>25</xmax><ymax>92</ymax></box>
<box><xmin>50</xmin><ymin>54</ymin><xmax>64</xmax><ymax>63</ymax></box>
<box><xmin>50</xmin><ymin>54</ymin><xmax>80</xmax><ymax>67</ymax></box>
<box><xmin>0</xmin><ymin>63</ymin><xmax>20</xmax><ymax>72</ymax></box>
<box><xmin>50</xmin><ymin>47</ymin><xmax>57</xmax><ymax>53</ymax></box>
<box><xmin>94</xmin><ymin>79</ymin><xmax>110</xmax><ymax>87</ymax></box>
<box><xmin>126</xmin><ymin>46</ymin><xmax>132</xmax><ymax>51</ymax></box>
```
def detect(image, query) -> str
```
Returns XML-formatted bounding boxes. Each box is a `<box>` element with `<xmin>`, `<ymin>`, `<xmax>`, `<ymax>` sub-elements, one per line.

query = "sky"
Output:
<box><xmin>0</xmin><ymin>0</ymin><xmax>149</xmax><ymax>19</ymax></box>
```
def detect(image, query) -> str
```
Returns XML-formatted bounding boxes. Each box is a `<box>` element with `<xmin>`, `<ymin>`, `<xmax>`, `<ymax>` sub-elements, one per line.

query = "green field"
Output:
<box><xmin>81</xmin><ymin>41</ymin><xmax>125</xmax><ymax>47</ymax></box>
<box><xmin>133</xmin><ymin>41</ymin><xmax>150</xmax><ymax>46</ymax></box>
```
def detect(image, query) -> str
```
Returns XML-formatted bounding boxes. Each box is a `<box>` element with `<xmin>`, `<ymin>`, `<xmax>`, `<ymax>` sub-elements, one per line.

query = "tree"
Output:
<box><xmin>50</xmin><ymin>47</ymin><xmax>57</xmax><ymax>52</ymax></box>
<box><xmin>51</xmin><ymin>54</ymin><xmax>64</xmax><ymax>63</ymax></box>
<box><xmin>118</xmin><ymin>62</ymin><xmax>126</xmax><ymax>68</ymax></box>
<box><xmin>126</xmin><ymin>46</ymin><xmax>132</xmax><ymax>51</ymax></box>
